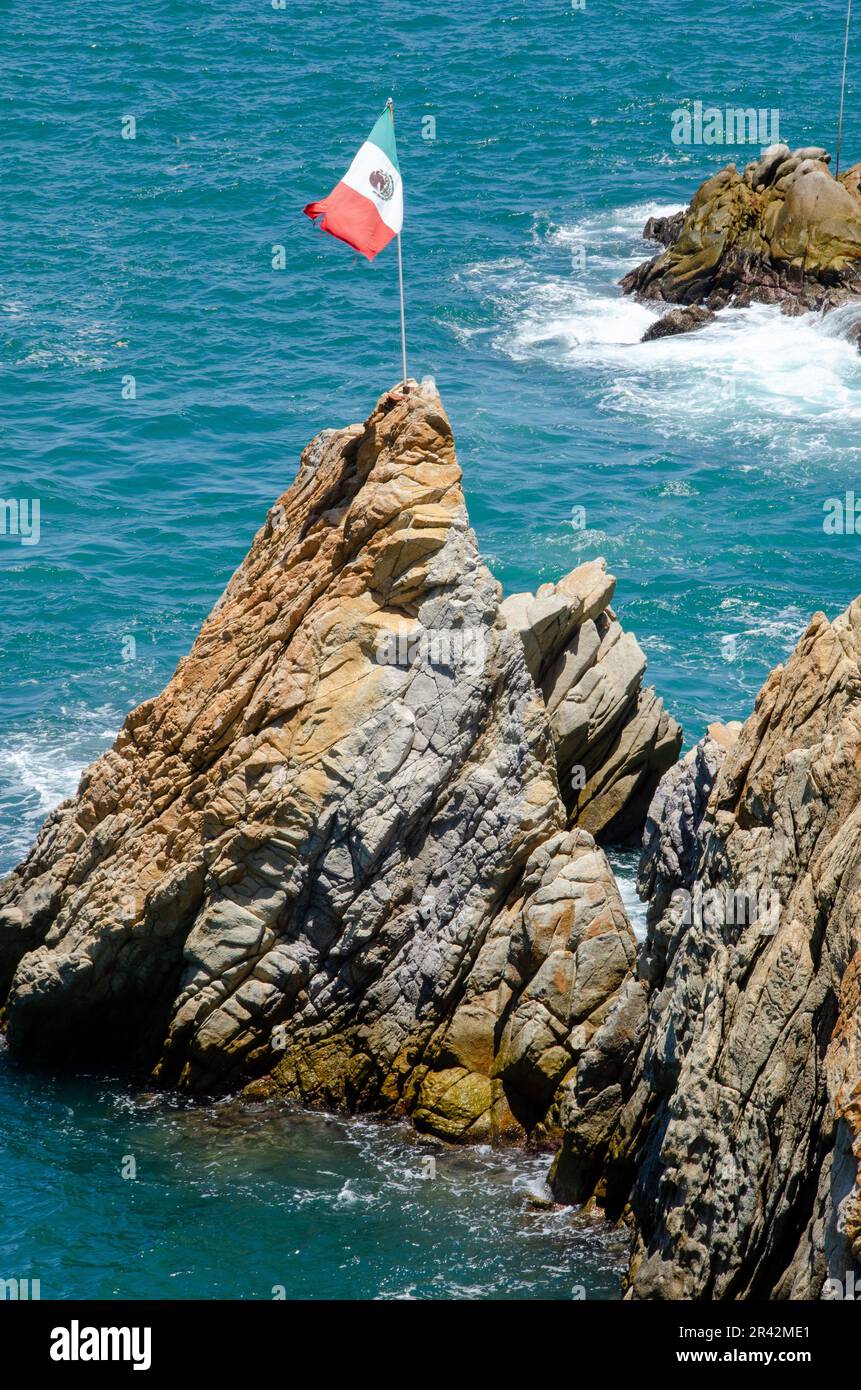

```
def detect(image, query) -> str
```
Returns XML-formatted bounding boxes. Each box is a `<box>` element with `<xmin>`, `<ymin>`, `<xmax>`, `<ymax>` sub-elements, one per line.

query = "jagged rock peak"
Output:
<box><xmin>0</xmin><ymin>382</ymin><xmax>677</xmax><ymax>1154</ymax></box>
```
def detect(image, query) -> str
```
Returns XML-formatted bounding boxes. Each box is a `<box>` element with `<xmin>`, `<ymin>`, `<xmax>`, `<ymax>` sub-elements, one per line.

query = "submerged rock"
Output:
<box><xmin>623</xmin><ymin>143</ymin><xmax>861</xmax><ymax>335</ymax></box>
<box><xmin>0</xmin><ymin>383</ymin><xmax>677</xmax><ymax>1149</ymax></box>
<box><xmin>641</xmin><ymin>305</ymin><xmax>716</xmax><ymax>341</ymax></box>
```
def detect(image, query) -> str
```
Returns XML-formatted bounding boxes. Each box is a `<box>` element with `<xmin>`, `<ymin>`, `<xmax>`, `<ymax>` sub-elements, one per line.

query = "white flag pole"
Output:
<box><xmin>837</xmin><ymin>0</ymin><xmax>852</xmax><ymax>177</ymax></box>
<box><xmin>396</xmin><ymin>233</ymin><xmax>408</xmax><ymax>387</ymax></box>
<box><xmin>387</xmin><ymin>98</ymin><xmax>408</xmax><ymax>387</ymax></box>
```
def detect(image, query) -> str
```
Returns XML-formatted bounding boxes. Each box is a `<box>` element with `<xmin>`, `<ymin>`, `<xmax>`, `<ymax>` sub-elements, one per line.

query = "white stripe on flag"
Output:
<box><xmin>341</xmin><ymin>141</ymin><xmax>403</xmax><ymax>235</ymax></box>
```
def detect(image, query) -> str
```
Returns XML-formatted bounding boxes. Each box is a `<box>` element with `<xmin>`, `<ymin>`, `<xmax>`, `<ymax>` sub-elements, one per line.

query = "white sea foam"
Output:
<box><xmin>604</xmin><ymin>304</ymin><xmax>861</xmax><ymax>421</ymax></box>
<box><xmin>819</xmin><ymin>301</ymin><xmax>861</xmax><ymax>342</ymax></box>
<box><xmin>608</xmin><ymin>852</ymin><xmax>649</xmax><ymax>943</ymax></box>
<box><xmin>512</xmin><ymin>1172</ymin><xmax>555</xmax><ymax>1205</ymax></box>
<box><xmin>506</xmin><ymin>277</ymin><xmax>861</xmax><ymax>415</ymax></box>
<box><xmin>503</xmin><ymin>282</ymin><xmax>657</xmax><ymax>353</ymax></box>
<box><xmin>549</xmin><ymin>200</ymin><xmax>685</xmax><ymax>247</ymax></box>
<box><xmin>0</xmin><ymin>708</ymin><xmax>120</xmax><ymax>871</ymax></box>
<box><xmin>462</xmin><ymin>202</ymin><xmax>861</xmax><ymax>459</ymax></box>
<box><xmin>0</xmin><ymin>739</ymin><xmax>84</xmax><ymax>870</ymax></box>
<box><xmin>0</xmin><ymin>739</ymin><xmax>83</xmax><ymax>815</ymax></box>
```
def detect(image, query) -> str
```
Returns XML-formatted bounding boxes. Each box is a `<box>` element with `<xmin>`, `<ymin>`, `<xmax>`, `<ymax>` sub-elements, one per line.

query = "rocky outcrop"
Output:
<box><xmin>623</xmin><ymin>143</ymin><xmax>861</xmax><ymax>337</ymax></box>
<box><xmin>552</xmin><ymin>605</ymin><xmax>861</xmax><ymax>1299</ymax></box>
<box><xmin>0</xmin><ymin>382</ymin><xmax>675</xmax><ymax>1149</ymax></box>
<box><xmin>501</xmin><ymin>571</ymin><xmax>681</xmax><ymax>844</ymax></box>
<box><xmin>642</xmin><ymin>211</ymin><xmax>685</xmax><ymax>249</ymax></box>
<box><xmin>5</xmin><ymin>377</ymin><xmax>857</xmax><ymax>1301</ymax></box>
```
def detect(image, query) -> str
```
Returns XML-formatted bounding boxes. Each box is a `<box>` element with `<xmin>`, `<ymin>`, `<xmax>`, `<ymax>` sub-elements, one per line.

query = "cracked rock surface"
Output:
<box><xmin>552</xmin><ymin>607</ymin><xmax>861</xmax><ymax>1299</ymax></box>
<box><xmin>0</xmin><ymin>382</ymin><xmax>674</xmax><ymax>1148</ymax></box>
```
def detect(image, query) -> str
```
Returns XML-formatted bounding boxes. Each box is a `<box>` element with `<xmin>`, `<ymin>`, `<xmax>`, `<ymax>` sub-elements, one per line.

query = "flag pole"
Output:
<box><xmin>388</xmin><ymin>97</ymin><xmax>408</xmax><ymax>388</ymax></box>
<box><xmin>396</xmin><ymin>232</ymin><xmax>408</xmax><ymax>388</ymax></box>
<box><xmin>837</xmin><ymin>0</ymin><xmax>852</xmax><ymax>177</ymax></box>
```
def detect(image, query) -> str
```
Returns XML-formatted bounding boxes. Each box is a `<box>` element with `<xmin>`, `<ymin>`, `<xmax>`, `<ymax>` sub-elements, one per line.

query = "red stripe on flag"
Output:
<box><xmin>304</xmin><ymin>182</ymin><xmax>396</xmax><ymax>261</ymax></box>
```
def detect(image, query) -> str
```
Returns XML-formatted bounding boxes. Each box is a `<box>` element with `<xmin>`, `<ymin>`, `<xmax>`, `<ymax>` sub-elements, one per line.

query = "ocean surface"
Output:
<box><xmin>2</xmin><ymin>0</ymin><xmax>860</xmax><ymax>1298</ymax></box>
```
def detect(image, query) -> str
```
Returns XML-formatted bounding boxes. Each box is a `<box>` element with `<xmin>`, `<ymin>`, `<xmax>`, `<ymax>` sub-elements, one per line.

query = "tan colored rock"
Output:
<box><xmin>706</xmin><ymin>719</ymin><xmax>743</xmax><ymax>751</ymax></box>
<box><xmin>772</xmin><ymin>169</ymin><xmax>861</xmax><ymax>272</ymax></box>
<box><xmin>499</xmin><ymin>558</ymin><xmax>613</xmax><ymax>683</ymax></box>
<box><xmin>0</xmin><ymin>383</ymin><xmax>674</xmax><ymax>1158</ymax></box>
<box><xmin>840</xmin><ymin>160</ymin><xmax>861</xmax><ymax>201</ymax></box>
<box><xmin>503</xmin><ymin>566</ymin><xmax>682</xmax><ymax>844</ymax></box>
<box><xmin>622</xmin><ymin>142</ymin><xmax>861</xmax><ymax>321</ymax></box>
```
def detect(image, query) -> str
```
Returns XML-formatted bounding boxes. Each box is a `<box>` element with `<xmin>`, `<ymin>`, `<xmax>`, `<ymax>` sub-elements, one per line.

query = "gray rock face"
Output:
<box><xmin>541</xmin><ymin>726</ymin><xmax>733</xmax><ymax>1212</ymax></box>
<box><xmin>552</xmin><ymin>608</ymin><xmax>861</xmax><ymax>1299</ymax></box>
<box><xmin>637</xmin><ymin>722</ymin><xmax>741</xmax><ymax>934</ymax></box>
<box><xmin>0</xmin><ymin>383</ymin><xmax>675</xmax><ymax>1153</ymax></box>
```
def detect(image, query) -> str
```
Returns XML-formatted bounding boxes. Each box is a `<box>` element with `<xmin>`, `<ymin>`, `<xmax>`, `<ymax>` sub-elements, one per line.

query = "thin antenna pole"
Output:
<box><xmin>387</xmin><ymin>97</ymin><xmax>408</xmax><ymax>387</ymax></box>
<box><xmin>837</xmin><ymin>0</ymin><xmax>852</xmax><ymax>177</ymax></box>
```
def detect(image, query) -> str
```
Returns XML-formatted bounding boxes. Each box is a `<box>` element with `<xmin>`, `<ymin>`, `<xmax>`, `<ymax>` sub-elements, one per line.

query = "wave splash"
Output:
<box><xmin>0</xmin><ymin>706</ymin><xmax>120</xmax><ymax>873</ymax></box>
<box><xmin>460</xmin><ymin>201</ymin><xmax>861</xmax><ymax>444</ymax></box>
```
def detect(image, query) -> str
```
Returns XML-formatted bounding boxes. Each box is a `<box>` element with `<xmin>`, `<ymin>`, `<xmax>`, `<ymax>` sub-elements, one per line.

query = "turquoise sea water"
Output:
<box><xmin>0</xmin><ymin>1053</ymin><xmax>626</xmax><ymax>1300</ymax></box>
<box><xmin>2</xmin><ymin>0</ymin><xmax>860</xmax><ymax>1298</ymax></box>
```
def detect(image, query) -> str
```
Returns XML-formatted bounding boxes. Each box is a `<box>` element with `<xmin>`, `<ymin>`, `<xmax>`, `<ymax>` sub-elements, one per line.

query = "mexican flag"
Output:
<box><xmin>304</xmin><ymin>106</ymin><xmax>403</xmax><ymax>261</ymax></box>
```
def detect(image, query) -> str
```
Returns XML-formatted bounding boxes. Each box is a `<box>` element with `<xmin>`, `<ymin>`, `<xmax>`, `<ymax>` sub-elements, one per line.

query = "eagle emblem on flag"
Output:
<box><xmin>369</xmin><ymin>169</ymin><xmax>395</xmax><ymax>201</ymax></box>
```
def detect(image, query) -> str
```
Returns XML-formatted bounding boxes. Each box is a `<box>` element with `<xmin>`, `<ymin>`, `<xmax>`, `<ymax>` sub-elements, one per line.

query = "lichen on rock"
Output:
<box><xmin>622</xmin><ymin>142</ymin><xmax>861</xmax><ymax>338</ymax></box>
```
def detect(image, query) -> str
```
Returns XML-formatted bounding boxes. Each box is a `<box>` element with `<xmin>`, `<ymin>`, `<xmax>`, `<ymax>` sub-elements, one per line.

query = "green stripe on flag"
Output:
<box><xmin>366</xmin><ymin>108</ymin><xmax>400</xmax><ymax>171</ymax></box>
